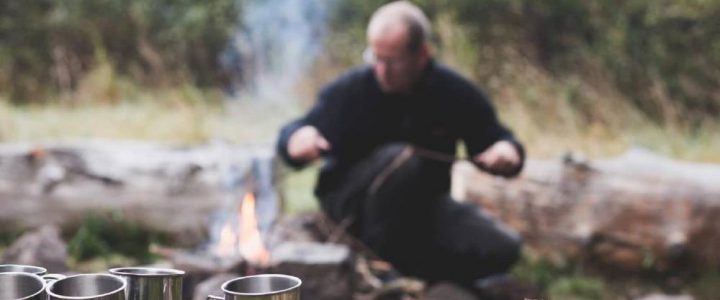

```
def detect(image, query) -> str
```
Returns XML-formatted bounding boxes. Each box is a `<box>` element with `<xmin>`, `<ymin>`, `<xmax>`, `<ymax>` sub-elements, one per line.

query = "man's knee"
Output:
<box><xmin>494</xmin><ymin>217</ymin><xmax>523</xmax><ymax>258</ymax></box>
<box><xmin>478</xmin><ymin>213</ymin><xmax>523</xmax><ymax>273</ymax></box>
<box><xmin>435</xmin><ymin>200</ymin><xmax>524</xmax><ymax>277</ymax></box>
<box><xmin>456</xmin><ymin>233</ymin><xmax>522</xmax><ymax>283</ymax></box>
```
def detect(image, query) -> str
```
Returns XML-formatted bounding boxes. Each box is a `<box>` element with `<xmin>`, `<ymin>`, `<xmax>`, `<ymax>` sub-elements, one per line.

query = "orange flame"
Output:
<box><xmin>238</xmin><ymin>193</ymin><xmax>270</xmax><ymax>265</ymax></box>
<box><xmin>213</xmin><ymin>192</ymin><xmax>270</xmax><ymax>265</ymax></box>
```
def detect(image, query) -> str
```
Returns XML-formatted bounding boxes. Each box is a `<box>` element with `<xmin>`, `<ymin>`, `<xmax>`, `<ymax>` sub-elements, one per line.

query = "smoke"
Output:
<box><xmin>222</xmin><ymin>0</ymin><xmax>336</xmax><ymax>106</ymax></box>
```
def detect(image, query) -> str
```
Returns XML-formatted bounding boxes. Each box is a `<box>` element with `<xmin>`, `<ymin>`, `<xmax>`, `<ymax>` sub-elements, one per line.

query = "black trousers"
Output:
<box><xmin>318</xmin><ymin>144</ymin><xmax>522</xmax><ymax>286</ymax></box>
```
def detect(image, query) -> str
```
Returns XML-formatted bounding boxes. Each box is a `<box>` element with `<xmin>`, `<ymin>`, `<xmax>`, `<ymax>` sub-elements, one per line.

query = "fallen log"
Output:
<box><xmin>451</xmin><ymin>147</ymin><xmax>720</xmax><ymax>271</ymax></box>
<box><xmin>0</xmin><ymin>140</ymin><xmax>279</xmax><ymax>245</ymax></box>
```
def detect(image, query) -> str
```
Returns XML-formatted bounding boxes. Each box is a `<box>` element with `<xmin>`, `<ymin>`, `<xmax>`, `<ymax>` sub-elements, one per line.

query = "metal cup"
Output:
<box><xmin>207</xmin><ymin>274</ymin><xmax>301</xmax><ymax>300</ymax></box>
<box><xmin>47</xmin><ymin>273</ymin><xmax>126</xmax><ymax>300</ymax></box>
<box><xmin>0</xmin><ymin>272</ymin><xmax>47</xmax><ymax>300</ymax></box>
<box><xmin>0</xmin><ymin>264</ymin><xmax>48</xmax><ymax>276</ymax></box>
<box><xmin>109</xmin><ymin>267</ymin><xmax>184</xmax><ymax>300</ymax></box>
<box><xmin>0</xmin><ymin>263</ymin><xmax>66</xmax><ymax>284</ymax></box>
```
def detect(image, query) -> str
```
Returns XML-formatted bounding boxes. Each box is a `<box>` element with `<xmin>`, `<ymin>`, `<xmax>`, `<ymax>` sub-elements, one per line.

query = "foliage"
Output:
<box><xmin>548</xmin><ymin>276</ymin><xmax>605</xmax><ymax>300</ymax></box>
<box><xmin>510</xmin><ymin>250</ymin><xmax>720</xmax><ymax>299</ymax></box>
<box><xmin>512</xmin><ymin>252</ymin><xmax>571</xmax><ymax>289</ymax></box>
<box><xmin>66</xmin><ymin>212</ymin><xmax>169</xmax><ymax>264</ymax></box>
<box><xmin>0</xmin><ymin>230</ymin><xmax>21</xmax><ymax>247</ymax></box>
<box><xmin>510</xmin><ymin>253</ymin><xmax>616</xmax><ymax>299</ymax></box>
<box><xmin>0</xmin><ymin>0</ymin><xmax>239</xmax><ymax>102</ymax></box>
<box><xmin>1</xmin><ymin>0</ymin><xmax>719</xmax><ymax>158</ymax></box>
<box><xmin>435</xmin><ymin>0</ymin><xmax>719</xmax><ymax>125</ymax></box>
<box><xmin>2</xmin><ymin>0</ymin><xmax>718</xmax><ymax>124</ymax></box>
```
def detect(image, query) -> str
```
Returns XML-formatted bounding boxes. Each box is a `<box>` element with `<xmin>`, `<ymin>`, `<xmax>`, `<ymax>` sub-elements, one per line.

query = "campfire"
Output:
<box><xmin>213</xmin><ymin>192</ymin><xmax>270</xmax><ymax>266</ymax></box>
<box><xmin>144</xmin><ymin>155</ymin><xmax>356</xmax><ymax>300</ymax></box>
<box><xmin>150</xmin><ymin>155</ymin><xmax>278</xmax><ymax>270</ymax></box>
<box><xmin>0</xmin><ymin>143</ymin><xmax>383</xmax><ymax>299</ymax></box>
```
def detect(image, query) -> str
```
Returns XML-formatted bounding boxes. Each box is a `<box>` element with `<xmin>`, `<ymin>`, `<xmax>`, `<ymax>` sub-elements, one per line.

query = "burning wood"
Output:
<box><xmin>212</xmin><ymin>192</ymin><xmax>270</xmax><ymax>266</ymax></box>
<box><xmin>154</xmin><ymin>212</ymin><xmax>358</xmax><ymax>300</ymax></box>
<box><xmin>237</xmin><ymin>193</ymin><xmax>270</xmax><ymax>265</ymax></box>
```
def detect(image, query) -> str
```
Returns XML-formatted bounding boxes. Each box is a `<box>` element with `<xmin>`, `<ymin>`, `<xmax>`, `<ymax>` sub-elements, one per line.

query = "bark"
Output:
<box><xmin>0</xmin><ymin>140</ymin><xmax>278</xmax><ymax>245</ymax></box>
<box><xmin>451</xmin><ymin>147</ymin><xmax>720</xmax><ymax>271</ymax></box>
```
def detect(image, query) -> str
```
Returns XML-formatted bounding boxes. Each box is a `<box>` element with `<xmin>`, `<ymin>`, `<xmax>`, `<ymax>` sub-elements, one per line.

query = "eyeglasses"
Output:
<box><xmin>362</xmin><ymin>47</ymin><xmax>410</xmax><ymax>68</ymax></box>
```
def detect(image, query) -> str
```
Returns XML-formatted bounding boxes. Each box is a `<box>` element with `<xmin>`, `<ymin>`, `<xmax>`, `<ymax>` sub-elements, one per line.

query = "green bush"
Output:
<box><xmin>0</xmin><ymin>230</ymin><xmax>22</xmax><ymax>247</ymax></box>
<box><xmin>511</xmin><ymin>253</ymin><xmax>606</xmax><ymax>299</ymax></box>
<box><xmin>2</xmin><ymin>0</ymin><xmax>718</xmax><ymax>125</ymax></box>
<box><xmin>67</xmin><ymin>212</ymin><xmax>169</xmax><ymax>263</ymax></box>
<box><xmin>431</xmin><ymin>0</ymin><xmax>720</xmax><ymax>124</ymax></box>
<box><xmin>0</xmin><ymin>0</ymin><xmax>238</xmax><ymax>102</ymax></box>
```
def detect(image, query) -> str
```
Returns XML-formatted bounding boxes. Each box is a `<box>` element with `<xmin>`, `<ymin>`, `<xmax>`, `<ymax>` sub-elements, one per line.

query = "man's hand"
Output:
<box><xmin>287</xmin><ymin>125</ymin><xmax>331</xmax><ymax>163</ymax></box>
<box><xmin>473</xmin><ymin>140</ymin><xmax>520</xmax><ymax>176</ymax></box>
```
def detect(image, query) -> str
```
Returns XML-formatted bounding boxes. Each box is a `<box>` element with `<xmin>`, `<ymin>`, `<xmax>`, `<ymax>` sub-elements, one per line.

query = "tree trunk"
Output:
<box><xmin>0</xmin><ymin>140</ymin><xmax>278</xmax><ymax>245</ymax></box>
<box><xmin>451</xmin><ymin>147</ymin><xmax>720</xmax><ymax>271</ymax></box>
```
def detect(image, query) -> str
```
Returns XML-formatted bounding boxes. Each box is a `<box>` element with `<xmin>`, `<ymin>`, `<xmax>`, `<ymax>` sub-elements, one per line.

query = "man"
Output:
<box><xmin>277</xmin><ymin>0</ymin><xmax>524</xmax><ymax>292</ymax></box>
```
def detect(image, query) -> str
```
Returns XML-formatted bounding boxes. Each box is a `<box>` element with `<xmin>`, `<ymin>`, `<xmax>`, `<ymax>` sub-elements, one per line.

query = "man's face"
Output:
<box><xmin>367</xmin><ymin>24</ymin><xmax>426</xmax><ymax>94</ymax></box>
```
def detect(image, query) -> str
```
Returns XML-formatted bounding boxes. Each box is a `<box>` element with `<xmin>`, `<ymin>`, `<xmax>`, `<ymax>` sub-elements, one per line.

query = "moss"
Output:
<box><xmin>66</xmin><ymin>212</ymin><xmax>170</xmax><ymax>264</ymax></box>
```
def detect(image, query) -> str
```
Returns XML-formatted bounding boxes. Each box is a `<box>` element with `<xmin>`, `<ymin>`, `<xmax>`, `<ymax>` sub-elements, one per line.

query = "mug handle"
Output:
<box><xmin>207</xmin><ymin>296</ymin><xmax>223</xmax><ymax>300</ymax></box>
<box><xmin>42</xmin><ymin>273</ymin><xmax>66</xmax><ymax>283</ymax></box>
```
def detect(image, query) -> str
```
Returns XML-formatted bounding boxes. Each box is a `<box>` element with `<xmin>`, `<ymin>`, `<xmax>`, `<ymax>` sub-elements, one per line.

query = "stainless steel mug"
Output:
<box><xmin>109</xmin><ymin>267</ymin><xmax>184</xmax><ymax>300</ymax></box>
<box><xmin>47</xmin><ymin>273</ymin><xmax>126</xmax><ymax>300</ymax></box>
<box><xmin>0</xmin><ymin>263</ymin><xmax>66</xmax><ymax>284</ymax></box>
<box><xmin>206</xmin><ymin>274</ymin><xmax>301</xmax><ymax>300</ymax></box>
<box><xmin>0</xmin><ymin>264</ymin><xmax>48</xmax><ymax>276</ymax></box>
<box><xmin>0</xmin><ymin>272</ymin><xmax>47</xmax><ymax>300</ymax></box>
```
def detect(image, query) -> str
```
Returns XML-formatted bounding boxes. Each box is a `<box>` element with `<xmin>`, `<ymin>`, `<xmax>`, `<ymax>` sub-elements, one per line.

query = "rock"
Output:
<box><xmin>270</xmin><ymin>241</ymin><xmax>354</xmax><ymax>300</ymax></box>
<box><xmin>1</xmin><ymin>225</ymin><xmax>68</xmax><ymax>273</ymax></box>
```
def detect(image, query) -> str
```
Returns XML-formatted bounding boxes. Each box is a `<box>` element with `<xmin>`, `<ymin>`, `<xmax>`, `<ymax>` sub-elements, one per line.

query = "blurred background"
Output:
<box><xmin>1</xmin><ymin>0</ymin><xmax>719</xmax><ymax>299</ymax></box>
<box><xmin>2</xmin><ymin>0</ymin><xmax>718</xmax><ymax>158</ymax></box>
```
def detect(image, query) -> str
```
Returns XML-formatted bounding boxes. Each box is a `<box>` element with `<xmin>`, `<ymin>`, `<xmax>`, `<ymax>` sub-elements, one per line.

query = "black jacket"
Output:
<box><xmin>277</xmin><ymin>61</ymin><xmax>524</xmax><ymax>196</ymax></box>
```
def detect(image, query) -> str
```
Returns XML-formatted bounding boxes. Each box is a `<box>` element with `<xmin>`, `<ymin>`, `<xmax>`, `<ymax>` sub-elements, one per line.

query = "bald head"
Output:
<box><xmin>365</xmin><ymin>1</ymin><xmax>432</xmax><ymax>93</ymax></box>
<box><xmin>367</xmin><ymin>1</ymin><xmax>431</xmax><ymax>53</ymax></box>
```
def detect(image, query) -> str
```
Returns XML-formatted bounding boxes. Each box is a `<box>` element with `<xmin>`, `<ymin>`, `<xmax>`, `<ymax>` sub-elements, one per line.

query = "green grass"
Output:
<box><xmin>65</xmin><ymin>212</ymin><xmax>170</xmax><ymax>265</ymax></box>
<box><xmin>511</xmin><ymin>249</ymin><xmax>720</xmax><ymax>299</ymax></box>
<box><xmin>0</xmin><ymin>94</ymin><xmax>298</xmax><ymax>145</ymax></box>
<box><xmin>278</xmin><ymin>165</ymin><xmax>321</xmax><ymax>214</ymax></box>
<box><xmin>511</xmin><ymin>253</ymin><xmax>610</xmax><ymax>300</ymax></box>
